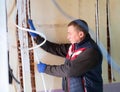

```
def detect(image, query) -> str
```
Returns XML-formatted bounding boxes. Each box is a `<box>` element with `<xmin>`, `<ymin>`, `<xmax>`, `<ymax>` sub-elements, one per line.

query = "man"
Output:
<box><xmin>29</xmin><ymin>19</ymin><xmax>103</xmax><ymax>92</ymax></box>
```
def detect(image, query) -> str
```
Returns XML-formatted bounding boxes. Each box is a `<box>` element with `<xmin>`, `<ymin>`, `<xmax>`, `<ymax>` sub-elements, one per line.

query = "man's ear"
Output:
<box><xmin>79</xmin><ymin>31</ymin><xmax>84</xmax><ymax>38</ymax></box>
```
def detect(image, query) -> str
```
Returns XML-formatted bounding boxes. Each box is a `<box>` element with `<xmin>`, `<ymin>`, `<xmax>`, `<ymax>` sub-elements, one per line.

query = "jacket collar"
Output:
<box><xmin>74</xmin><ymin>34</ymin><xmax>92</xmax><ymax>49</ymax></box>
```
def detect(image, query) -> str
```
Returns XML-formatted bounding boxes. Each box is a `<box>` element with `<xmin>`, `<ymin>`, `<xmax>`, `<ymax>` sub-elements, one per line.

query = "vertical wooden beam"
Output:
<box><xmin>0</xmin><ymin>0</ymin><xmax>9</xmax><ymax>92</ymax></box>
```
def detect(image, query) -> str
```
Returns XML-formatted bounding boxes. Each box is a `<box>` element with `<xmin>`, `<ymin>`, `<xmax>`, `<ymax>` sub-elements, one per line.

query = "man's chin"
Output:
<box><xmin>71</xmin><ymin>42</ymin><xmax>75</xmax><ymax>44</ymax></box>
<box><xmin>69</xmin><ymin>40</ymin><xmax>75</xmax><ymax>44</ymax></box>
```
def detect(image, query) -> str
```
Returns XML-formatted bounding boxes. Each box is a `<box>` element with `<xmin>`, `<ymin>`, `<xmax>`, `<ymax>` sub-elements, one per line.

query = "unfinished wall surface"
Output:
<box><xmin>6</xmin><ymin>0</ymin><xmax>120</xmax><ymax>92</ymax></box>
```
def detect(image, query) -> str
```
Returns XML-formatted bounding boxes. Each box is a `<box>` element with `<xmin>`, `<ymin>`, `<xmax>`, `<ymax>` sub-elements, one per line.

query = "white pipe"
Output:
<box><xmin>15</xmin><ymin>24</ymin><xmax>46</xmax><ymax>50</ymax></box>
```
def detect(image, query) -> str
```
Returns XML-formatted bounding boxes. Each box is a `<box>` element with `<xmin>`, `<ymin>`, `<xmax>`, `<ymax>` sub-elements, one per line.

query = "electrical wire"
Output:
<box><xmin>8</xmin><ymin>50</ymin><xmax>20</xmax><ymax>84</ymax></box>
<box><xmin>9</xmin><ymin>66</ymin><xmax>20</xmax><ymax>84</ymax></box>
<box><xmin>15</xmin><ymin>24</ymin><xmax>46</xmax><ymax>51</ymax></box>
<box><xmin>14</xmin><ymin>0</ymin><xmax>48</xmax><ymax>91</ymax></box>
<box><xmin>51</xmin><ymin>0</ymin><xmax>75</xmax><ymax>20</ymax></box>
<box><xmin>27</xmin><ymin>0</ymin><xmax>47</xmax><ymax>91</ymax></box>
<box><xmin>15</xmin><ymin>21</ymin><xmax>47</xmax><ymax>91</ymax></box>
<box><xmin>31</xmin><ymin>37</ymin><xmax>47</xmax><ymax>92</ymax></box>
<box><xmin>6</xmin><ymin>0</ymin><xmax>21</xmax><ymax>85</ymax></box>
<box><xmin>51</xmin><ymin>0</ymin><xmax>120</xmax><ymax>75</ymax></box>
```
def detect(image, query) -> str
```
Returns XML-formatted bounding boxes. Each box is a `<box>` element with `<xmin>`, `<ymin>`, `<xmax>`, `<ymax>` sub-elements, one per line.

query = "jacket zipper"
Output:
<box><xmin>67</xmin><ymin>51</ymin><xmax>74</xmax><ymax>92</ymax></box>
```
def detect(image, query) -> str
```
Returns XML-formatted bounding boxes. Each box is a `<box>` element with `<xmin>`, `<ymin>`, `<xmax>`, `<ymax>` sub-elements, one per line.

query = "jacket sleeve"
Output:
<box><xmin>44</xmin><ymin>48</ymin><xmax>102</xmax><ymax>77</ymax></box>
<box><xmin>34</xmin><ymin>36</ymin><xmax>70</xmax><ymax>57</ymax></box>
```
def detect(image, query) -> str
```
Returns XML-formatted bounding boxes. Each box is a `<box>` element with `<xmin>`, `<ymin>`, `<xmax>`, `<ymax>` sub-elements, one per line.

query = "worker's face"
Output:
<box><xmin>67</xmin><ymin>25</ymin><xmax>85</xmax><ymax>44</ymax></box>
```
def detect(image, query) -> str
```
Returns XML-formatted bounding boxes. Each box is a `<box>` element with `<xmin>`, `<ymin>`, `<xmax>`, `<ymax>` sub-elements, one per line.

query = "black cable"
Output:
<box><xmin>8</xmin><ymin>51</ymin><xmax>20</xmax><ymax>84</ymax></box>
<box><xmin>9</xmin><ymin>65</ymin><xmax>20</xmax><ymax>84</ymax></box>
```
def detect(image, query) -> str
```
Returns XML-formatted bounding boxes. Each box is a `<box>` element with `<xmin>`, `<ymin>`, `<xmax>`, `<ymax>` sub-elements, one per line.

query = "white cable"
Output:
<box><xmin>40</xmin><ymin>73</ymin><xmax>47</xmax><ymax>92</ymax></box>
<box><xmin>15</xmin><ymin>24</ymin><xmax>46</xmax><ymax>50</ymax></box>
<box><xmin>16</xmin><ymin>24</ymin><xmax>48</xmax><ymax>91</ymax></box>
<box><xmin>31</xmin><ymin>37</ymin><xmax>47</xmax><ymax>92</ymax></box>
<box><xmin>15</xmin><ymin>23</ymin><xmax>47</xmax><ymax>91</ymax></box>
<box><xmin>51</xmin><ymin>0</ymin><xmax>75</xmax><ymax>20</ymax></box>
<box><xmin>14</xmin><ymin>0</ymin><xmax>48</xmax><ymax>91</ymax></box>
